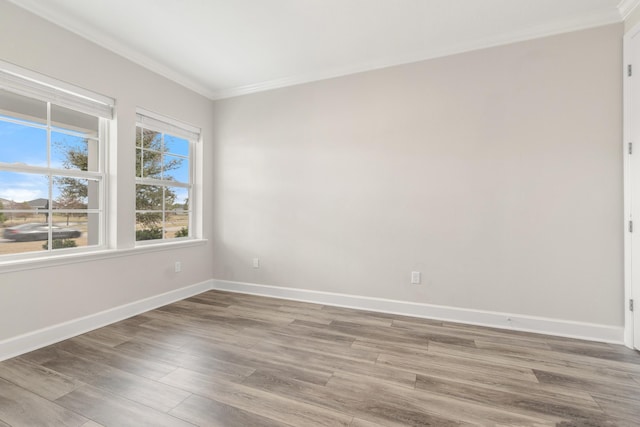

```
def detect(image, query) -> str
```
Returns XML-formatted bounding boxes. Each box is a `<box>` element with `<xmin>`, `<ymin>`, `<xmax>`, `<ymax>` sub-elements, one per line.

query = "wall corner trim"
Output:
<box><xmin>211</xmin><ymin>279</ymin><xmax>624</xmax><ymax>345</ymax></box>
<box><xmin>0</xmin><ymin>280</ymin><xmax>214</xmax><ymax>362</ymax></box>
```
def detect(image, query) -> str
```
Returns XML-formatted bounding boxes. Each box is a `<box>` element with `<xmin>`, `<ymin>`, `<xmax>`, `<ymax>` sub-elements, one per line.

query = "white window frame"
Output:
<box><xmin>0</xmin><ymin>60</ymin><xmax>114</xmax><ymax>262</ymax></box>
<box><xmin>134</xmin><ymin>108</ymin><xmax>200</xmax><ymax>245</ymax></box>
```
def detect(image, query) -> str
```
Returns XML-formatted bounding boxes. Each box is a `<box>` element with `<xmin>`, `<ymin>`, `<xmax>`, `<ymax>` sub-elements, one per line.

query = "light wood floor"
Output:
<box><xmin>0</xmin><ymin>290</ymin><xmax>639</xmax><ymax>426</ymax></box>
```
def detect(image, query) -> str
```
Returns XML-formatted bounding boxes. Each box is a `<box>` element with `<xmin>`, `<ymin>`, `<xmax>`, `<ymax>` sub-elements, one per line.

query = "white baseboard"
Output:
<box><xmin>1</xmin><ymin>277</ymin><xmax>625</xmax><ymax>362</ymax></box>
<box><xmin>0</xmin><ymin>280</ymin><xmax>214</xmax><ymax>362</ymax></box>
<box><xmin>211</xmin><ymin>279</ymin><xmax>624</xmax><ymax>344</ymax></box>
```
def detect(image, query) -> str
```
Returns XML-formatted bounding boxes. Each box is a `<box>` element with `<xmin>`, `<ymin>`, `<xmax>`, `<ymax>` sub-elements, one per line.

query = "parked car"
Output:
<box><xmin>2</xmin><ymin>223</ymin><xmax>81</xmax><ymax>242</ymax></box>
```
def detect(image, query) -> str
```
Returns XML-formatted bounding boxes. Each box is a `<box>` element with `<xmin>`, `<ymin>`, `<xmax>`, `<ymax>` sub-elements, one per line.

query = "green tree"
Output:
<box><xmin>43</xmin><ymin>239</ymin><xmax>77</xmax><ymax>250</ymax></box>
<box><xmin>174</xmin><ymin>227</ymin><xmax>188</xmax><ymax>238</ymax></box>
<box><xmin>54</xmin><ymin>141</ymin><xmax>89</xmax><ymax>201</ymax></box>
<box><xmin>135</xmin><ymin>129</ymin><xmax>181</xmax><ymax>230</ymax></box>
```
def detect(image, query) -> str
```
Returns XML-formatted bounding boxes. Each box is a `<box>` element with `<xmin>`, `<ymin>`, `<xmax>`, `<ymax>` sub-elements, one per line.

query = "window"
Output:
<box><xmin>0</xmin><ymin>62</ymin><xmax>114</xmax><ymax>259</ymax></box>
<box><xmin>135</xmin><ymin>109</ymin><xmax>199</xmax><ymax>243</ymax></box>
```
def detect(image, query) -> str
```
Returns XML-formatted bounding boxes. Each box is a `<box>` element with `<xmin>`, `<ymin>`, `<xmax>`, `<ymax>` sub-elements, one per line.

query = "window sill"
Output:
<box><xmin>0</xmin><ymin>239</ymin><xmax>208</xmax><ymax>274</ymax></box>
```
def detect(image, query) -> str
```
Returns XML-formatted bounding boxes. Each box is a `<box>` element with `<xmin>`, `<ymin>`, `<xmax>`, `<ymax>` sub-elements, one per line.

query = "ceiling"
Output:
<box><xmin>9</xmin><ymin>0</ymin><xmax>635</xmax><ymax>100</ymax></box>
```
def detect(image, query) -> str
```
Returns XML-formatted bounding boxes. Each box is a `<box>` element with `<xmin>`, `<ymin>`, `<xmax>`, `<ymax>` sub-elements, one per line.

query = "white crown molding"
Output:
<box><xmin>7</xmin><ymin>0</ymin><xmax>216</xmax><ymax>99</ymax></box>
<box><xmin>0</xmin><ymin>280</ymin><xmax>213</xmax><ymax>362</ymax></box>
<box><xmin>9</xmin><ymin>0</ymin><xmax>624</xmax><ymax>101</ymax></box>
<box><xmin>211</xmin><ymin>280</ymin><xmax>624</xmax><ymax>344</ymax></box>
<box><xmin>619</xmin><ymin>0</ymin><xmax>640</xmax><ymax>19</ymax></box>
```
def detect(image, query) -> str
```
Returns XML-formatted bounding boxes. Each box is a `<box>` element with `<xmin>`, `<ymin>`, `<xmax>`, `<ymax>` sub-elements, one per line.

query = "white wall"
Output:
<box><xmin>0</xmin><ymin>1</ymin><xmax>214</xmax><ymax>342</ymax></box>
<box><xmin>212</xmin><ymin>24</ymin><xmax>624</xmax><ymax>327</ymax></box>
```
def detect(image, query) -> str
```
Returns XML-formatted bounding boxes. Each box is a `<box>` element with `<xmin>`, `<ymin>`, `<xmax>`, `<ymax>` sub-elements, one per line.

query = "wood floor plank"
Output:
<box><xmin>591</xmin><ymin>394</ymin><xmax>640</xmax><ymax>424</ymax></box>
<box><xmin>474</xmin><ymin>339</ymin><xmax>640</xmax><ymax>374</ymax></box>
<box><xmin>0</xmin><ymin>357</ymin><xmax>83</xmax><ymax>400</ymax></box>
<box><xmin>55</xmin><ymin>336</ymin><xmax>178</xmax><ymax>380</ymax></box>
<box><xmin>377</xmin><ymin>348</ymin><xmax>541</xmax><ymax>384</ymax></box>
<box><xmin>391</xmin><ymin>319</ymin><xmax>554</xmax><ymax>351</ymax></box>
<box><xmin>279</xmin><ymin>321</ymin><xmax>358</xmax><ymax>344</ymax></box>
<box><xmin>131</xmin><ymin>317</ymin><xmax>241</xmax><ymax>348</ymax></box>
<box><xmin>414</xmin><ymin>373</ymin><xmax>603</xmax><ymax>423</ymax></box>
<box><xmin>326</xmin><ymin>373</ymin><xmax>555</xmax><ymax>426</ymax></box>
<box><xmin>348</xmin><ymin>417</ymin><xmax>390</xmax><ymax>427</ymax></box>
<box><xmin>18</xmin><ymin>344</ymin><xmax>73</xmax><ymax>365</ymax></box>
<box><xmin>329</xmin><ymin>319</ymin><xmax>478</xmax><ymax>349</ymax></box>
<box><xmin>113</xmin><ymin>339</ymin><xmax>256</xmax><ymax>381</ymax></box>
<box><xmin>183</xmin><ymin>294</ymin><xmax>231</xmax><ymax>308</ymax></box>
<box><xmin>169</xmin><ymin>393</ymin><xmax>293</xmax><ymax>427</ymax></box>
<box><xmin>55</xmin><ymin>385</ymin><xmax>195</xmax><ymax>427</ymax></box>
<box><xmin>101</xmin><ymin>317</ymin><xmax>199</xmax><ymax>349</ymax></box>
<box><xmin>0</xmin><ymin>378</ymin><xmax>88</xmax><ymax>427</ymax></box>
<box><xmin>77</xmin><ymin>326</ymin><xmax>132</xmax><ymax>348</ymax></box>
<box><xmin>240</xmin><ymin>368</ymin><xmax>470</xmax><ymax>427</ymax></box>
<box><xmin>177</xmin><ymin>338</ymin><xmax>335</xmax><ymax>384</ymax></box>
<box><xmin>41</xmin><ymin>350</ymin><xmax>192</xmax><ymax>413</ymax></box>
<box><xmin>160</xmin><ymin>367</ymin><xmax>353</xmax><ymax>427</ymax></box>
<box><xmin>1</xmin><ymin>290</ymin><xmax>638</xmax><ymax>426</ymax></box>
<box><xmin>428</xmin><ymin>341</ymin><xmax>640</xmax><ymax>386</ymax></box>
<box><xmin>533</xmin><ymin>369</ymin><xmax>640</xmax><ymax>402</ymax></box>
<box><xmin>238</xmin><ymin>326</ymin><xmax>379</xmax><ymax>363</ymax></box>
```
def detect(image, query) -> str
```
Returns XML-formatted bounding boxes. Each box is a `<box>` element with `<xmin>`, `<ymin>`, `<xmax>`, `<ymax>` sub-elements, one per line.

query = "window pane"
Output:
<box><xmin>51</xmin><ymin>133</ymin><xmax>100</xmax><ymax>172</ymax></box>
<box><xmin>0</xmin><ymin>214</ymin><xmax>92</xmax><ymax>254</ymax></box>
<box><xmin>0</xmin><ymin>90</ymin><xmax>47</xmax><ymax>126</ymax></box>
<box><xmin>140</xmin><ymin>128</ymin><xmax>161</xmax><ymax>150</ymax></box>
<box><xmin>167</xmin><ymin>186</ymin><xmax>188</xmax><ymax>211</ymax></box>
<box><xmin>138</xmin><ymin>149</ymin><xmax>162</xmax><ymax>179</ymax></box>
<box><xmin>52</xmin><ymin>177</ymin><xmax>91</xmax><ymax>208</ymax></box>
<box><xmin>166</xmin><ymin>212</ymin><xmax>189</xmax><ymax>239</ymax></box>
<box><xmin>136</xmin><ymin>213</ymin><xmax>163</xmax><ymax>241</ymax></box>
<box><xmin>135</xmin><ymin>148</ymin><xmax>142</xmax><ymax>178</ymax></box>
<box><xmin>49</xmin><ymin>212</ymin><xmax>98</xmax><ymax>250</ymax></box>
<box><xmin>0</xmin><ymin>223</ymin><xmax>48</xmax><ymax>255</ymax></box>
<box><xmin>163</xmin><ymin>154</ymin><xmax>188</xmax><ymax>182</ymax></box>
<box><xmin>165</xmin><ymin>134</ymin><xmax>189</xmax><ymax>156</ymax></box>
<box><xmin>0</xmin><ymin>121</ymin><xmax>47</xmax><ymax>167</ymax></box>
<box><xmin>0</xmin><ymin>171</ymin><xmax>49</xmax><ymax>213</ymax></box>
<box><xmin>136</xmin><ymin>184</ymin><xmax>163</xmax><ymax>210</ymax></box>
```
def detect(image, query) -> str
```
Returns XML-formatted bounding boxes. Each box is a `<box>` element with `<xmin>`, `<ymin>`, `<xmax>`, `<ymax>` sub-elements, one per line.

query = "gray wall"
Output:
<box><xmin>0</xmin><ymin>1</ymin><xmax>215</xmax><ymax>341</ymax></box>
<box><xmin>212</xmin><ymin>24</ymin><xmax>624</xmax><ymax>326</ymax></box>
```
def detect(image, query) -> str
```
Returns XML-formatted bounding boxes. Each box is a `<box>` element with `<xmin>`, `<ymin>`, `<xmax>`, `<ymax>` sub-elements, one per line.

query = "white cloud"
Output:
<box><xmin>0</xmin><ymin>188</ymin><xmax>44</xmax><ymax>203</ymax></box>
<box><xmin>0</xmin><ymin>173</ymin><xmax>48</xmax><ymax>203</ymax></box>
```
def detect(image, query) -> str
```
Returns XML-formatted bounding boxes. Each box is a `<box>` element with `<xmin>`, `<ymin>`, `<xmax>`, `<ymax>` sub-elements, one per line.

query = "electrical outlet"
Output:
<box><xmin>252</xmin><ymin>258</ymin><xmax>260</xmax><ymax>268</ymax></box>
<box><xmin>411</xmin><ymin>271</ymin><xmax>421</xmax><ymax>284</ymax></box>
<box><xmin>175</xmin><ymin>261</ymin><xmax>182</xmax><ymax>273</ymax></box>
